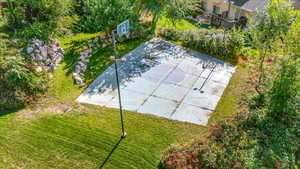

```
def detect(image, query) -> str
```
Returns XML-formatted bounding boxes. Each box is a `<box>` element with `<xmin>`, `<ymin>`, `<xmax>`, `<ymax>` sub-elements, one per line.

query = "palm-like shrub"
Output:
<box><xmin>0</xmin><ymin>57</ymin><xmax>47</xmax><ymax>110</ymax></box>
<box><xmin>134</xmin><ymin>0</ymin><xmax>198</xmax><ymax>32</ymax></box>
<box><xmin>75</xmin><ymin>0</ymin><xmax>140</xmax><ymax>33</ymax></box>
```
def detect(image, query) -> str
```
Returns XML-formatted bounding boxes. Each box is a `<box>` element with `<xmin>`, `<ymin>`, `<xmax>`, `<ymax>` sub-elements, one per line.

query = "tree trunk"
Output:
<box><xmin>151</xmin><ymin>13</ymin><xmax>159</xmax><ymax>33</ymax></box>
<box><xmin>25</xmin><ymin>4</ymin><xmax>33</xmax><ymax>24</ymax></box>
<box><xmin>255</xmin><ymin>48</ymin><xmax>267</xmax><ymax>106</ymax></box>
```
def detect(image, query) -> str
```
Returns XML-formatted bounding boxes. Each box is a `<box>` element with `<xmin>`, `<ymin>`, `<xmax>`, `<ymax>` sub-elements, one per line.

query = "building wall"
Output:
<box><xmin>202</xmin><ymin>0</ymin><xmax>253</xmax><ymax>20</ymax></box>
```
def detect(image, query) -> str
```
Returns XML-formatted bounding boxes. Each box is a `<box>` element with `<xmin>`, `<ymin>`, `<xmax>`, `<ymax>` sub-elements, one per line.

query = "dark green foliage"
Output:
<box><xmin>4</xmin><ymin>0</ymin><xmax>72</xmax><ymax>40</ymax></box>
<box><xmin>268</xmin><ymin>57</ymin><xmax>300</xmax><ymax>124</ymax></box>
<box><xmin>199</xmin><ymin>111</ymin><xmax>299</xmax><ymax>169</ymax></box>
<box><xmin>0</xmin><ymin>57</ymin><xmax>47</xmax><ymax>110</ymax></box>
<box><xmin>159</xmin><ymin>28</ymin><xmax>244</xmax><ymax>62</ymax></box>
<box><xmin>75</xmin><ymin>0</ymin><xmax>140</xmax><ymax>33</ymax></box>
<box><xmin>134</xmin><ymin>0</ymin><xmax>198</xmax><ymax>32</ymax></box>
<box><xmin>16</xmin><ymin>22</ymin><xmax>53</xmax><ymax>41</ymax></box>
<box><xmin>249</xmin><ymin>0</ymin><xmax>297</xmax><ymax>105</ymax></box>
<box><xmin>158</xmin><ymin>28</ymin><xmax>181</xmax><ymax>41</ymax></box>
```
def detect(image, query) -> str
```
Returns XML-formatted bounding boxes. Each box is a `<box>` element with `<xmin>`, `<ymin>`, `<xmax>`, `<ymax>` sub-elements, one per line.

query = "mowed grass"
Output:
<box><xmin>0</xmin><ymin>19</ymin><xmax>248</xmax><ymax>168</ymax></box>
<box><xmin>0</xmin><ymin>105</ymin><xmax>205</xmax><ymax>169</ymax></box>
<box><xmin>0</xmin><ymin>32</ymin><xmax>205</xmax><ymax>168</ymax></box>
<box><xmin>156</xmin><ymin>15</ymin><xmax>212</xmax><ymax>32</ymax></box>
<box><xmin>157</xmin><ymin>16</ymin><xmax>199</xmax><ymax>31</ymax></box>
<box><xmin>209</xmin><ymin>63</ymin><xmax>250</xmax><ymax>124</ymax></box>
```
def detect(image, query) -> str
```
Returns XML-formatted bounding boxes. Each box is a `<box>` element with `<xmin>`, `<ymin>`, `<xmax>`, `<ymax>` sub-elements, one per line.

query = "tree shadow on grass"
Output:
<box><xmin>62</xmin><ymin>36</ymin><xmax>150</xmax><ymax>88</ymax></box>
<box><xmin>62</xmin><ymin>39</ymin><xmax>90</xmax><ymax>76</ymax></box>
<box><xmin>99</xmin><ymin>137</ymin><xmax>124</xmax><ymax>169</ymax></box>
<box><xmin>0</xmin><ymin>106</ymin><xmax>24</xmax><ymax>117</ymax></box>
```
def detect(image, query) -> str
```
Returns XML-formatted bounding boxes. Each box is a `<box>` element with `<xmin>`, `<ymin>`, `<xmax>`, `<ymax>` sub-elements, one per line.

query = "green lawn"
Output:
<box><xmin>209</xmin><ymin>63</ymin><xmax>250</xmax><ymax>124</ymax></box>
<box><xmin>0</xmin><ymin>25</ymin><xmax>247</xmax><ymax>168</ymax></box>
<box><xmin>156</xmin><ymin>15</ymin><xmax>212</xmax><ymax>31</ymax></box>
<box><xmin>0</xmin><ymin>105</ymin><xmax>204</xmax><ymax>169</ymax></box>
<box><xmin>157</xmin><ymin>16</ymin><xmax>199</xmax><ymax>31</ymax></box>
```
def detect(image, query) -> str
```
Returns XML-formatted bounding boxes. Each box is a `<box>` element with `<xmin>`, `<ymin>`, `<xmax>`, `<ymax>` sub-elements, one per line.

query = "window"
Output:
<box><xmin>202</xmin><ymin>2</ymin><xmax>207</xmax><ymax>11</ymax></box>
<box><xmin>235</xmin><ymin>8</ymin><xmax>242</xmax><ymax>19</ymax></box>
<box><xmin>213</xmin><ymin>5</ymin><xmax>220</xmax><ymax>14</ymax></box>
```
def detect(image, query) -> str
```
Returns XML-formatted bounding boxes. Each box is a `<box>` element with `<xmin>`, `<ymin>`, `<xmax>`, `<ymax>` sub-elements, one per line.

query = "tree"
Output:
<box><xmin>75</xmin><ymin>0</ymin><xmax>139</xmax><ymax>33</ymax></box>
<box><xmin>250</xmin><ymin>0</ymin><xmax>296</xmax><ymax>105</ymax></box>
<box><xmin>0</xmin><ymin>57</ymin><xmax>47</xmax><ymax>110</ymax></box>
<box><xmin>134</xmin><ymin>0</ymin><xmax>198</xmax><ymax>32</ymax></box>
<box><xmin>268</xmin><ymin>56</ymin><xmax>299</xmax><ymax>124</ymax></box>
<box><xmin>4</xmin><ymin>0</ymin><xmax>71</xmax><ymax>39</ymax></box>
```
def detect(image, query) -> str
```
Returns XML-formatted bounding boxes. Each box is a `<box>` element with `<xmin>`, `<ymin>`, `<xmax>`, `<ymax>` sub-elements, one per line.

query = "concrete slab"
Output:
<box><xmin>162</xmin><ymin>69</ymin><xmax>198</xmax><ymax>88</ymax></box>
<box><xmin>77</xmin><ymin>38</ymin><xmax>236</xmax><ymax>125</ymax></box>
<box><xmin>153</xmin><ymin>83</ymin><xmax>189</xmax><ymax>102</ymax></box>
<box><xmin>138</xmin><ymin>96</ymin><xmax>177</xmax><ymax>118</ymax></box>
<box><xmin>183</xmin><ymin>91</ymin><xmax>220</xmax><ymax>110</ymax></box>
<box><xmin>123</xmin><ymin>77</ymin><xmax>159</xmax><ymax>95</ymax></box>
<box><xmin>106</xmin><ymin>90</ymin><xmax>149</xmax><ymax>111</ymax></box>
<box><xmin>171</xmin><ymin>103</ymin><xmax>212</xmax><ymax>125</ymax></box>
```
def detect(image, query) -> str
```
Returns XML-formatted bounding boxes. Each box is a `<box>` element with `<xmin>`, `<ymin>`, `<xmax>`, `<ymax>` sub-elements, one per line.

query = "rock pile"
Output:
<box><xmin>72</xmin><ymin>36</ymin><xmax>103</xmax><ymax>87</ymax></box>
<box><xmin>71</xmin><ymin>33</ymin><xmax>136</xmax><ymax>87</ymax></box>
<box><xmin>72</xmin><ymin>48</ymin><xmax>92</xmax><ymax>87</ymax></box>
<box><xmin>26</xmin><ymin>38</ymin><xmax>64</xmax><ymax>73</ymax></box>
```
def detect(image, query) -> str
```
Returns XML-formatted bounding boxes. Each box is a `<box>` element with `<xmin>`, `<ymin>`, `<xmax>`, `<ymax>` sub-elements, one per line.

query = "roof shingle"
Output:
<box><xmin>232</xmin><ymin>0</ymin><xmax>268</xmax><ymax>12</ymax></box>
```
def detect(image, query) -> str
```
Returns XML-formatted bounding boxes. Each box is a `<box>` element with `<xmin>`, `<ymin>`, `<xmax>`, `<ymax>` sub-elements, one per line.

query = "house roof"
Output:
<box><xmin>232</xmin><ymin>0</ymin><xmax>268</xmax><ymax>12</ymax></box>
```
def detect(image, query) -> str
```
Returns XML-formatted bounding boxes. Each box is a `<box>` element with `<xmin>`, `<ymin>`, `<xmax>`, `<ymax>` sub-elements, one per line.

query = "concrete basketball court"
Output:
<box><xmin>77</xmin><ymin>38</ymin><xmax>235</xmax><ymax>125</ymax></box>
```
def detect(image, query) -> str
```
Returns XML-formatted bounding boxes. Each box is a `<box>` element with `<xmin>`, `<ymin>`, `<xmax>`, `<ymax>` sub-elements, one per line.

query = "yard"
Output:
<box><xmin>0</xmin><ymin>16</ymin><xmax>249</xmax><ymax>169</ymax></box>
<box><xmin>1</xmin><ymin>0</ymin><xmax>299</xmax><ymax>168</ymax></box>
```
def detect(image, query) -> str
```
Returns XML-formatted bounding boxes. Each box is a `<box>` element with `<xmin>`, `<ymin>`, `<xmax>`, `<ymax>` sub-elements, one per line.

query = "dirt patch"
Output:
<box><xmin>17</xmin><ymin>103</ymin><xmax>73</xmax><ymax>121</ymax></box>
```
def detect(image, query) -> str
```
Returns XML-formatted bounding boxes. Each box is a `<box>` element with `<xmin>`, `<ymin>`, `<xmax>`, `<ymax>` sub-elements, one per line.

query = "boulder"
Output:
<box><xmin>48</xmin><ymin>73</ymin><xmax>54</xmax><ymax>79</ymax></box>
<box><xmin>57</xmin><ymin>48</ymin><xmax>64</xmax><ymax>55</ymax></box>
<box><xmin>45</xmin><ymin>58</ymin><xmax>52</xmax><ymax>65</ymax></box>
<box><xmin>50</xmin><ymin>37</ymin><xmax>60</xmax><ymax>46</ymax></box>
<box><xmin>49</xmin><ymin>63</ymin><xmax>56</xmax><ymax>71</ymax></box>
<box><xmin>30</xmin><ymin>53</ymin><xmax>36</xmax><ymax>60</ymax></box>
<box><xmin>26</xmin><ymin>47</ymin><xmax>34</xmax><ymax>54</ymax></box>
<box><xmin>73</xmin><ymin>73</ymin><xmax>85</xmax><ymax>87</ymax></box>
<box><xmin>78</xmin><ymin>61</ymin><xmax>87</xmax><ymax>71</ymax></box>
<box><xmin>39</xmin><ymin>46</ymin><xmax>48</xmax><ymax>58</ymax></box>
<box><xmin>36</xmin><ymin>54</ymin><xmax>44</xmax><ymax>61</ymax></box>
<box><xmin>55</xmin><ymin>55</ymin><xmax>63</xmax><ymax>65</ymax></box>
<box><xmin>33</xmin><ymin>39</ymin><xmax>44</xmax><ymax>47</ymax></box>
<box><xmin>74</xmin><ymin>65</ymin><xmax>81</xmax><ymax>73</ymax></box>
<box><xmin>35</xmin><ymin>66</ymin><xmax>43</xmax><ymax>72</ymax></box>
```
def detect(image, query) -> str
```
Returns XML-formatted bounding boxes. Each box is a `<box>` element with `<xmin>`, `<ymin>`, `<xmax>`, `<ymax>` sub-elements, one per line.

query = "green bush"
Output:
<box><xmin>158</xmin><ymin>28</ymin><xmax>182</xmax><ymax>41</ymax></box>
<box><xmin>268</xmin><ymin>57</ymin><xmax>300</xmax><ymax>124</ymax></box>
<box><xmin>17</xmin><ymin>22</ymin><xmax>53</xmax><ymax>41</ymax></box>
<box><xmin>0</xmin><ymin>57</ymin><xmax>48</xmax><ymax>110</ymax></box>
<box><xmin>4</xmin><ymin>0</ymin><xmax>72</xmax><ymax>40</ymax></box>
<box><xmin>182</xmin><ymin>29</ymin><xmax>244</xmax><ymax>60</ymax></box>
<box><xmin>75</xmin><ymin>0</ymin><xmax>140</xmax><ymax>33</ymax></box>
<box><xmin>159</xmin><ymin>28</ymin><xmax>245</xmax><ymax>62</ymax></box>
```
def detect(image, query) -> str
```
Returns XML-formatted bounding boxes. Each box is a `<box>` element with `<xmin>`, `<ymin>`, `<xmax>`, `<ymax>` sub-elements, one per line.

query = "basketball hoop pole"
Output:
<box><xmin>111</xmin><ymin>30</ymin><xmax>126</xmax><ymax>138</ymax></box>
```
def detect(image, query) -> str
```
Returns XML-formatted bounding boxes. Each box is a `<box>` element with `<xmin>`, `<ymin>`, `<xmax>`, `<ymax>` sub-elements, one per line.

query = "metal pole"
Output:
<box><xmin>112</xmin><ymin>30</ymin><xmax>126</xmax><ymax>138</ymax></box>
<box><xmin>227</xmin><ymin>0</ymin><xmax>232</xmax><ymax>19</ymax></box>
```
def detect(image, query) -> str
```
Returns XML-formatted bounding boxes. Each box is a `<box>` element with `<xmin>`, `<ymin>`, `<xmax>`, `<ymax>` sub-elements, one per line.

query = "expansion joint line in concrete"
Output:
<box><xmin>169</xmin><ymin>62</ymin><xmax>212</xmax><ymax>116</ymax></box>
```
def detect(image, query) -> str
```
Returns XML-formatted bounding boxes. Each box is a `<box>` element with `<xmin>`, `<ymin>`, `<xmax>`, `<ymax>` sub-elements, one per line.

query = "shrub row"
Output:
<box><xmin>158</xmin><ymin>28</ymin><xmax>245</xmax><ymax>61</ymax></box>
